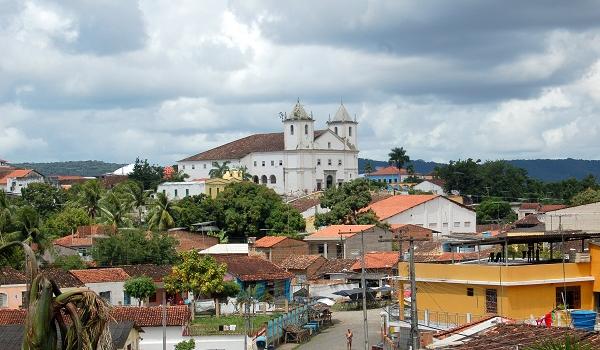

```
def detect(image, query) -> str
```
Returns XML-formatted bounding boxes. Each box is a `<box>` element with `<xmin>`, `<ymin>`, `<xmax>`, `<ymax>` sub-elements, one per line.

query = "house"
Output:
<box><xmin>205</xmin><ymin>170</ymin><xmax>243</xmax><ymax>198</ymax></box>
<box><xmin>304</xmin><ymin>224</ymin><xmax>393</xmax><ymax>259</ymax></box>
<box><xmin>518</xmin><ymin>202</ymin><xmax>568</xmax><ymax>220</ymax></box>
<box><xmin>121</xmin><ymin>264</ymin><xmax>178</xmax><ymax>306</ymax></box>
<box><xmin>313</xmin><ymin>258</ymin><xmax>357</xmax><ymax>281</ymax></box>
<box><xmin>157</xmin><ymin>180</ymin><xmax>206</xmax><ymax>200</ymax></box>
<box><xmin>109</xmin><ymin>321</ymin><xmax>144</xmax><ymax>350</ymax></box>
<box><xmin>214</xmin><ymin>255</ymin><xmax>294</xmax><ymax>301</ymax></box>
<box><xmin>543</xmin><ymin>201</ymin><xmax>600</xmax><ymax>232</ymax></box>
<box><xmin>0</xmin><ymin>169</ymin><xmax>45</xmax><ymax>195</ymax></box>
<box><xmin>40</xmin><ymin>268</ymin><xmax>85</xmax><ymax>291</ymax></box>
<box><xmin>364</xmin><ymin>195</ymin><xmax>476</xmax><ymax>237</ymax></box>
<box><xmin>350</xmin><ymin>251</ymin><xmax>400</xmax><ymax>287</ymax></box>
<box><xmin>199</xmin><ymin>243</ymin><xmax>248</xmax><ymax>255</ymax></box>
<box><xmin>397</xmin><ymin>234</ymin><xmax>600</xmax><ymax>322</ymax></box>
<box><xmin>70</xmin><ymin>268</ymin><xmax>132</xmax><ymax>306</ymax></box>
<box><xmin>51</xmin><ymin>224</ymin><xmax>115</xmax><ymax>261</ymax></box>
<box><xmin>277</xmin><ymin>255</ymin><xmax>327</xmax><ymax>284</ymax></box>
<box><xmin>252</xmin><ymin>236</ymin><xmax>309</xmax><ymax>263</ymax></box>
<box><xmin>0</xmin><ymin>268</ymin><xmax>27</xmax><ymax>309</ymax></box>
<box><xmin>413</xmin><ymin>179</ymin><xmax>446</xmax><ymax>195</ymax></box>
<box><xmin>167</xmin><ymin>230</ymin><xmax>219</xmax><ymax>252</ymax></box>
<box><xmin>365</xmin><ymin>166</ymin><xmax>414</xmax><ymax>186</ymax></box>
<box><xmin>178</xmin><ymin>101</ymin><xmax>359</xmax><ymax>195</ymax></box>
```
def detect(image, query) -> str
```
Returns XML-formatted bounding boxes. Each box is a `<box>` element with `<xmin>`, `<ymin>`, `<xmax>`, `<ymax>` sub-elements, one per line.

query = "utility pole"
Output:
<box><xmin>360</xmin><ymin>229</ymin><xmax>369</xmax><ymax>350</ymax></box>
<box><xmin>409</xmin><ymin>238</ymin><xmax>419</xmax><ymax>350</ymax></box>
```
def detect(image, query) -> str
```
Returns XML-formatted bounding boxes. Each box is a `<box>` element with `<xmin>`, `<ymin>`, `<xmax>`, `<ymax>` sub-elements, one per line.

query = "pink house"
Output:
<box><xmin>0</xmin><ymin>268</ymin><xmax>27</xmax><ymax>309</ymax></box>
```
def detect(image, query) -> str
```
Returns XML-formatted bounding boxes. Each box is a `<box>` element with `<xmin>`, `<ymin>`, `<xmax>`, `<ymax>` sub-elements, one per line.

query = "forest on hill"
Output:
<box><xmin>12</xmin><ymin>160</ymin><xmax>125</xmax><ymax>177</ymax></box>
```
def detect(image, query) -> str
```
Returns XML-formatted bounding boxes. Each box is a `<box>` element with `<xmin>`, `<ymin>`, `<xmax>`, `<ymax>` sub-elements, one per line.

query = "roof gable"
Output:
<box><xmin>306</xmin><ymin>224</ymin><xmax>375</xmax><ymax>240</ymax></box>
<box><xmin>364</xmin><ymin>195</ymin><xmax>439</xmax><ymax>220</ymax></box>
<box><xmin>350</xmin><ymin>252</ymin><xmax>400</xmax><ymax>270</ymax></box>
<box><xmin>254</xmin><ymin>236</ymin><xmax>287</xmax><ymax>248</ymax></box>
<box><xmin>278</xmin><ymin>255</ymin><xmax>324</xmax><ymax>270</ymax></box>
<box><xmin>368</xmin><ymin>166</ymin><xmax>409</xmax><ymax>176</ymax></box>
<box><xmin>70</xmin><ymin>268</ymin><xmax>130</xmax><ymax>283</ymax></box>
<box><xmin>0</xmin><ymin>267</ymin><xmax>27</xmax><ymax>285</ymax></box>
<box><xmin>214</xmin><ymin>255</ymin><xmax>293</xmax><ymax>281</ymax></box>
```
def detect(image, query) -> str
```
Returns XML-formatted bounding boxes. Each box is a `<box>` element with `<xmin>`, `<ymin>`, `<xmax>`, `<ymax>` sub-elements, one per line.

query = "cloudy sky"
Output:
<box><xmin>2</xmin><ymin>0</ymin><xmax>600</xmax><ymax>165</ymax></box>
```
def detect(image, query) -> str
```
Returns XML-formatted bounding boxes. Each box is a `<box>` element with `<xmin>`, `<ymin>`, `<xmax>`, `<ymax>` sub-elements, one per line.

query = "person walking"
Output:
<box><xmin>346</xmin><ymin>329</ymin><xmax>353</xmax><ymax>350</ymax></box>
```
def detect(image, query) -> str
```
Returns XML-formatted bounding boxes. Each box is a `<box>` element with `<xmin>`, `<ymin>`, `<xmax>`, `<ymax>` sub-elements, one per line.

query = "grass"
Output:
<box><xmin>189</xmin><ymin>313</ymin><xmax>281</xmax><ymax>336</ymax></box>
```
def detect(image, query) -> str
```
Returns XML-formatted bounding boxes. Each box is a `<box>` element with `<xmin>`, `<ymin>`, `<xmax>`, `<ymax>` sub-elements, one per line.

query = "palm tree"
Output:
<box><xmin>388</xmin><ymin>147</ymin><xmax>410</xmax><ymax>170</ymax></box>
<box><xmin>10</xmin><ymin>206</ymin><xmax>46</xmax><ymax>253</ymax></box>
<box><xmin>147</xmin><ymin>192</ymin><xmax>180</xmax><ymax>231</ymax></box>
<box><xmin>99</xmin><ymin>192</ymin><xmax>133</xmax><ymax>228</ymax></box>
<box><xmin>235</xmin><ymin>166</ymin><xmax>253</xmax><ymax>181</ymax></box>
<box><xmin>209</xmin><ymin>161</ymin><xmax>230</xmax><ymax>179</ymax></box>
<box><xmin>125</xmin><ymin>182</ymin><xmax>149</xmax><ymax>225</ymax></box>
<box><xmin>0</xmin><ymin>191</ymin><xmax>14</xmax><ymax>243</ymax></box>
<box><xmin>364</xmin><ymin>161</ymin><xmax>374</xmax><ymax>175</ymax></box>
<box><xmin>78</xmin><ymin>180</ymin><xmax>102</xmax><ymax>219</ymax></box>
<box><xmin>169</xmin><ymin>170</ymin><xmax>190</xmax><ymax>182</ymax></box>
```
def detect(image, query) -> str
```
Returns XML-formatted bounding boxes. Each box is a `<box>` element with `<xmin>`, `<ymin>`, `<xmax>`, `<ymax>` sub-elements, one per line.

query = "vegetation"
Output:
<box><xmin>124</xmin><ymin>276</ymin><xmax>157</xmax><ymax>306</ymax></box>
<box><xmin>53</xmin><ymin>255</ymin><xmax>87</xmax><ymax>270</ymax></box>
<box><xmin>388</xmin><ymin>146</ymin><xmax>411</xmax><ymax>170</ymax></box>
<box><xmin>21</xmin><ymin>183</ymin><xmax>67</xmax><ymax>218</ymax></box>
<box><xmin>525</xmin><ymin>336</ymin><xmax>592</xmax><ymax>350</ymax></box>
<box><xmin>570</xmin><ymin>188</ymin><xmax>600</xmax><ymax>206</ymax></box>
<box><xmin>92</xmin><ymin>229</ymin><xmax>177</xmax><ymax>266</ymax></box>
<box><xmin>475</xmin><ymin>198</ymin><xmax>517</xmax><ymax>224</ymax></box>
<box><xmin>190</xmin><ymin>314</ymin><xmax>278</xmax><ymax>336</ymax></box>
<box><xmin>12</xmin><ymin>160</ymin><xmax>125</xmax><ymax>177</ymax></box>
<box><xmin>147</xmin><ymin>192</ymin><xmax>180</xmax><ymax>231</ymax></box>
<box><xmin>128</xmin><ymin>157</ymin><xmax>163</xmax><ymax>190</ymax></box>
<box><xmin>41</xmin><ymin>207</ymin><xmax>91</xmax><ymax>237</ymax></box>
<box><xmin>174</xmin><ymin>339</ymin><xmax>196</xmax><ymax>350</ymax></box>
<box><xmin>209</xmin><ymin>161</ymin><xmax>231</xmax><ymax>179</ymax></box>
<box><xmin>315</xmin><ymin>179</ymin><xmax>379</xmax><ymax>226</ymax></box>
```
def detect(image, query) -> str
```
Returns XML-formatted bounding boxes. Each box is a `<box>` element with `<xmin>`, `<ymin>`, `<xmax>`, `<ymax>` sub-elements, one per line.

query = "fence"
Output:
<box><xmin>266</xmin><ymin>301</ymin><xmax>317</xmax><ymax>346</ymax></box>
<box><xmin>416</xmin><ymin>309</ymin><xmax>486</xmax><ymax>329</ymax></box>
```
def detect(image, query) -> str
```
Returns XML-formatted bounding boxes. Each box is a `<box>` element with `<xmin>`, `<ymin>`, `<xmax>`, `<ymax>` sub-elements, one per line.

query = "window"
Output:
<box><xmin>209</xmin><ymin>188</ymin><xmax>212</xmax><ymax>196</ymax></box>
<box><xmin>467</xmin><ymin>288</ymin><xmax>474</xmax><ymax>297</ymax></box>
<box><xmin>174</xmin><ymin>189</ymin><xmax>178</xmax><ymax>197</ymax></box>
<box><xmin>336</xmin><ymin>243</ymin><xmax>343</xmax><ymax>259</ymax></box>
<box><xmin>271</xmin><ymin>160</ymin><xmax>274</xmax><ymax>166</ymax></box>
<box><xmin>99</xmin><ymin>291</ymin><xmax>111</xmax><ymax>303</ymax></box>
<box><xmin>162</xmin><ymin>189</ymin><xmax>166</xmax><ymax>195</ymax></box>
<box><xmin>328</xmin><ymin>159</ymin><xmax>332</xmax><ymax>166</ymax></box>
<box><xmin>556</xmin><ymin>286</ymin><xmax>581</xmax><ymax>309</ymax></box>
<box><xmin>261</xmin><ymin>175</ymin><xmax>268</xmax><ymax>184</ymax></box>
<box><xmin>0</xmin><ymin>293</ymin><xmax>6</xmax><ymax>307</ymax></box>
<box><xmin>216</xmin><ymin>188</ymin><xmax>220</xmax><ymax>194</ymax></box>
<box><xmin>191</xmin><ymin>164</ymin><xmax>195</xmax><ymax>170</ymax></box>
<box><xmin>429</xmin><ymin>223</ymin><xmax>437</xmax><ymax>228</ymax></box>
<box><xmin>270</xmin><ymin>175</ymin><xmax>276</xmax><ymax>184</ymax></box>
<box><xmin>279</xmin><ymin>160</ymin><xmax>283</xmax><ymax>166</ymax></box>
<box><xmin>290</xmin><ymin>125</ymin><xmax>294</xmax><ymax>135</ymax></box>
<box><xmin>254</xmin><ymin>161</ymin><xmax>257</xmax><ymax>166</ymax></box>
<box><xmin>338</xmin><ymin>159</ymin><xmax>342</xmax><ymax>166</ymax></box>
<box><xmin>394</xmin><ymin>178</ymin><xmax>398</xmax><ymax>183</ymax></box>
<box><xmin>253</xmin><ymin>176</ymin><xmax>259</xmax><ymax>184</ymax></box>
<box><xmin>203</xmin><ymin>163</ymin><xmax>207</xmax><ymax>169</ymax></box>
<box><xmin>334</xmin><ymin>127</ymin><xmax>338</xmax><ymax>135</ymax></box>
<box><xmin>485</xmin><ymin>289</ymin><xmax>497</xmax><ymax>313</ymax></box>
<box><xmin>328</xmin><ymin>142</ymin><xmax>331</xmax><ymax>149</ymax></box>
<box><xmin>262</xmin><ymin>161</ymin><xmax>265</xmax><ymax>167</ymax></box>
<box><xmin>464</xmin><ymin>221</ymin><xmax>471</xmax><ymax>228</ymax></box>
<box><xmin>349</xmin><ymin>126</ymin><xmax>352</xmax><ymax>136</ymax></box>
<box><xmin>21</xmin><ymin>291</ymin><xmax>27</xmax><ymax>307</ymax></box>
<box><xmin>454</xmin><ymin>222</ymin><xmax>460</xmax><ymax>228</ymax></box>
<box><xmin>443</xmin><ymin>222</ymin><xmax>449</xmax><ymax>228</ymax></box>
<box><xmin>149</xmin><ymin>293</ymin><xmax>157</xmax><ymax>303</ymax></box>
<box><xmin>124</xmin><ymin>293</ymin><xmax>131</xmax><ymax>305</ymax></box>
<box><xmin>305</xmin><ymin>124</ymin><xmax>308</xmax><ymax>135</ymax></box>
<box><xmin>317</xmin><ymin>244</ymin><xmax>325</xmax><ymax>255</ymax></box>
<box><xmin>185</xmin><ymin>189</ymin><xmax>189</xmax><ymax>196</ymax></box>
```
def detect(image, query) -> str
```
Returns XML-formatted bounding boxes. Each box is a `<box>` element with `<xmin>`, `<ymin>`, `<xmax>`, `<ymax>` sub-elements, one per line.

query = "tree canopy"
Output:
<box><xmin>21</xmin><ymin>182</ymin><xmax>66</xmax><ymax>218</ymax></box>
<box><xmin>475</xmin><ymin>198</ymin><xmax>516</xmax><ymax>225</ymax></box>
<box><xmin>92</xmin><ymin>229</ymin><xmax>177</xmax><ymax>266</ymax></box>
<box><xmin>164</xmin><ymin>251</ymin><xmax>227</xmax><ymax>301</ymax></box>
<box><xmin>388</xmin><ymin>147</ymin><xmax>411</xmax><ymax>169</ymax></box>
<box><xmin>315</xmin><ymin>179</ymin><xmax>378</xmax><ymax>227</ymax></box>
<box><xmin>570</xmin><ymin>188</ymin><xmax>600</xmax><ymax>207</ymax></box>
<box><xmin>128</xmin><ymin>158</ymin><xmax>163</xmax><ymax>190</ymax></box>
<box><xmin>124</xmin><ymin>276</ymin><xmax>157</xmax><ymax>306</ymax></box>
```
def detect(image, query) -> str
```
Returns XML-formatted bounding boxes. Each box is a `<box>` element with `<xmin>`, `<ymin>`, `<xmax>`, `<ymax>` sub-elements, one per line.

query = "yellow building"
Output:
<box><xmin>205</xmin><ymin>170</ymin><xmax>242</xmax><ymax>198</ymax></box>
<box><xmin>398</xmin><ymin>237</ymin><xmax>600</xmax><ymax>322</ymax></box>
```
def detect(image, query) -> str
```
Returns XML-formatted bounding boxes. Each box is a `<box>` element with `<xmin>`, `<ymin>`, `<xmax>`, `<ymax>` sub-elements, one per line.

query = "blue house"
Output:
<box><xmin>365</xmin><ymin>166</ymin><xmax>411</xmax><ymax>188</ymax></box>
<box><xmin>215</xmin><ymin>255</ymin><xmax>293</xmax><ymax>301</ymax></box>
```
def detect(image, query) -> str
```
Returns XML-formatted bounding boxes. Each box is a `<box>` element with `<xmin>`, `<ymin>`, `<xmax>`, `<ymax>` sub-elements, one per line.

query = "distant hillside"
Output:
<box><xmin>359</xmin><ymin>158</ymin><xmax>600</xmax><ymax>181</ymax></box>
<box><xmin>12</xmin><ymin>160</ymin><xmax>125</xmax><ymax>177</ymax></box>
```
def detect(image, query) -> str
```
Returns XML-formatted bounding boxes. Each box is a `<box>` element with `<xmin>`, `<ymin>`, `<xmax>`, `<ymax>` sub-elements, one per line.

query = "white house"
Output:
<box><xmin>70</xmin><ymin>268</ymin><xmax>142</xmax><ymax>306</ymax></box>
<box><xmin>178</xmin><ymin>101</ymin><xmax>360</xmax><ymax>196</ymax></box>
<box><xmin>157</xmin><ymin>180</ymin><xmax>205</xmax><ymax>200</ymax></box>
<box><xmin>0</xmin><ymin>169</ymin><xmax>45</xmax><ymax>195</ymax></box>
<box><xmin>364</xmin><ymin>195</ymin><xmax>476</xmax><ymax>237</ymax></box>
<box><xmin>543</xmin><ymin>201</ymin><xmax>600</xmax><ymax>232</ymax></box>
<box><xmin>413</xmin><ymin>180</ymin><xmax>446</xmax><ymax>195</ymax></box>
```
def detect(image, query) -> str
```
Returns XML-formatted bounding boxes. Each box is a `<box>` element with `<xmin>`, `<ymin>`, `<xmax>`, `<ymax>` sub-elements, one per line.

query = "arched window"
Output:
<box><xmin>349</xmin><ymin>126</ymin><xmax>352</xmax><ymax>137</ymax></box>
<box><xmin>0</xmin><ymin>293</ymin><xmax>7</xmax><ymax>307</ymax></box>
<box><xmin>270</xmin><ymin>175</ymin><xmax>276</xmax><ymax>184</ymax></box>
<box><xmin>290</xmin><ymin>125</ymin><xmax>294</xmax><ymax>135</ymax></box>
<box><xmin>253</xmin><ymin>175</ymin><xmax>259</xmax><ymax>184</ymax></box>
<box><xmin>261</xmin><ymin>175</ymin><xmax>268</xmax><ymax>184</ymax></box>
<box><xmin>305</xmin><ymin>124</ymin><xmax>308</xmax><ymax>135</ymax></box>
<box><xmin>334</xmin><ymin>127</ymin><xmax>338</xmax><ymax>135</ymax></box>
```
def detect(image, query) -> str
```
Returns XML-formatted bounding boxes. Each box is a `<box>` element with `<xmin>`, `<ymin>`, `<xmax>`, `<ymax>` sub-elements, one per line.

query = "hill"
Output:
<box><xmin>359</xmin><ymin>158</ymin><xmax>600</xmax><ymax>181</ymax></box>
<box><xmin>12</xmin><ymin>160</ymin><xmax>125</xmax><ymax>177</ymax></box>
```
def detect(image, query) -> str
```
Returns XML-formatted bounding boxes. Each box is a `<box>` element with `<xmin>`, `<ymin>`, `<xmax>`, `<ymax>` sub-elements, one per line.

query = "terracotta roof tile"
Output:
<box><xmin>0</xmin><ymin>267</ymin><xmax>27</xmax><ymax>285</ymax></box>
<box><xmin>519</xmin><ymin>202</ymin><xmax>540</xmax><ymax>210</ymax></box>
<box><xmin>120</xmin><ymin>265</ymin><xmax>172</xmax><ymax>282</ymax></box>
<box><xmin>40</xmin><ymin>268</ymin><xmax>84</xmax><ymax>288</ymax></box>
<box><xmin>288</xmin><ymin>196</ymin><xmax>322</xmax><ymax>213</ymax></box>
<box><xmin>314</xmin><ymin>259</ymin><xmax>357</xmax><ymax>277</ymax></box>
<box><xmin>278</xmin><ymin>255</ymin><xmax>324</xmax><ymax>270</ymax></box>
<box><xmin>180</xmin><ymin>130</ymin><xmax>326</xmax><ymax>162</ymax></box>
<box><xmin>390</xmin><ymin>224</ymin><xmax>435</xmax><ymax>239</ymax></box>
<box><xmin>0</xmin><ymin>169</ymin><xmax>33</xmax><ymax>185</ymax></box>
<box><xmin>513</xmin><ymin>215</ymin><xmax>542</xmax><ymax>227</ymax></box>
<box><xmin>540</xmin><ymin>204</ymin><xmax>568</xmax><ymax>213</ymax></box>
<box><xmin>111</xmin><ymin>306</ymin><xmax>190</xmax><ymax>327</ymax></box>
<box><xmin>363</xmin><ymin>195</ymin><xmax>439</xmax><ymax>220</ymax></box>
<box><xmin>368</xmin><ymin>166</ymin><xmax>409</xmax><ymax>176</ymax></box>
<box><xmin>214</xmin><ymin>255</ymin><xmax>293</xmax><ymax>282</ymax></box>
<box><xmin>350</xmin><ymin>252</ymin><xmax>400</xmax><ymax>270</ymax></box>
<box><xmin>168</xmin><ymin>230</ymin><xmax>219</xmax><ymax>252</ymax></box>
<box><xmin>70</xmin><ymin>268</ymin><xmax>130</xmax><ymax>283</ymax></box>
<box><xmin>306</xmin><ymin>225</ymin><xmax>375</xmax><ymax>240</ymax></box>
<box><xmin>0</xmin><ymin>310</ymin><xmax>26</xmax><ymax>325</ymax></box>
<box><xmin>53</xmin><ymin>235</ymin><xmax>93</xmax><ymax>248</ymax></box>
<box><xmin>254</xmin><ymin>236</ymin><xmax>287</xmax><ymax>248</ymax></box>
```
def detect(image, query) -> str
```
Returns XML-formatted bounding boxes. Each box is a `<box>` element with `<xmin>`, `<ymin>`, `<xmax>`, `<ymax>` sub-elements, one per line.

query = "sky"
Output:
<box><xmin>2</xmin><ymin>0</ymin><xmax>600</xmax><ymax>165</ymax></box>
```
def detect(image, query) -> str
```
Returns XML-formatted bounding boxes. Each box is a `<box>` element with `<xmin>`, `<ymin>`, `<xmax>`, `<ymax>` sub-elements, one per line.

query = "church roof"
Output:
<box><xmin>180</xmin><ymin>130</ymin><xmax>327</xmax><ymax>162</ymax></box>
<box><xmin>286</xmin><ymin>101</ymin><xmax>312</xmax><ymax>120</ymax></box>
<box><xmin>330</xmin><ymin>104</ymin><xmax>352</xmax><ymax>123</ymax></box>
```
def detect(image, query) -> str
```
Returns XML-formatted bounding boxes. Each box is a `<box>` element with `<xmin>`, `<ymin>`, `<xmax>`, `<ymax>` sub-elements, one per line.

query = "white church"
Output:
<box><xmin>178</xmin><ymin>101</ymin><xmax>359</xmax><ymax>196</ymax></box>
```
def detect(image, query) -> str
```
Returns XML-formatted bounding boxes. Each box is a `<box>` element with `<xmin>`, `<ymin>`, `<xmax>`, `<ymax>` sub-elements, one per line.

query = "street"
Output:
<box><xmin>297</xmin><ymin>309</ymin><xmax>385</xmax><ymax>350</ymax></box>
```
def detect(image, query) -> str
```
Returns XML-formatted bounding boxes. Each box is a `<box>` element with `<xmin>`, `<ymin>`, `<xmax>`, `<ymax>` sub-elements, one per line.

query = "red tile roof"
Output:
<box><xmin>40</xmin><ymin>268</ymin><xmax>85</xmax><ymax>288</ymax></box>
<box><xmin>0</xmin><ymin>309</ymin><xmax>27</xmax><ymax>325</ymax></box>
<box><xmin>306</xmin><ymin>224</ymin><xmax>375</xmax><ymax>240</ymax></box>
<box><xmin>180</xmin><ymin>130</ymin><xmax>327</xmax><ymax>162</ymax></box>
<box><xmin>53</xmin><ymin>235</ymin><xmax>93</xmax><ymax>248</ymax></box>
<box><xmin>214</xmin><ymin>255</ymin><xmax>293</xmax><ymax>282</ymax></box>
<box><xmin>540</xmin><ymin>204</ymin><xmax>568</xmax><ymax>213</ymax></box>
<box><xmin>513</xmin><ymin>215</ymin><xmax>542</xmax><ymax>227</ymax></box>
<box><xmin>0</xmin><ymin>169</ymin><xmax>34</xmax><ymax>185</ymax></box>
<box><xmin>390</xmin><ymin>224</ymin><xmax>435</xmax><ymax>239</ymax></box>
<box><xmin>168</xmin><ymin>230</ymin><xmax>219</xmax><ymax>252</ymax></box>
<box><xmin>70</xmin><ymin>268</ymin><xmax>130</xmax><ymax>283</ymax></box>
<box><xmin>111</xmin><ymin>306</ymin><xmax>190</xmax><ymax>327</ymax></box>
<box><xmin>278</xmin><ymin>255</ymin><xmax>324</xmax><ymax>270</ymax></box>
<box><xmin>363</xmin><ymin>195</ymin><xmax>439</xmax><ymax>220</ymax></box>
<box><xmin>254</xmin><ymin>236</ymin><xmax>287</xmax><ymax>248</ymax></box>
<box><xmin>53</xmin><ymin>225</ymin><xmax>114</xmax><ymax>248</ymax></box>
<box><xmin>350</xmin><ymin>252</ymin><xmax>400</xmax><ymax>270</ymax></box>
<box><xmin>314</xmin><ymin>259</ymin><xmax>357</xmax><ymax>277</ymax></box>
<box><xmin>519</xmin><ymin>202</ymin><xmax>540</xmax><ymax>210</ymax></box>
<box><xmin>368</xmin><ymin>166</ymin><xmax>409</xmax><ymax>176</ymax></box>
<box><xmin>120</xmin><ymin>265</ymin><xmax>172</xmax><ymax>282</ymax></box>
<box><xmin>0</xmin><ymin>267</ymin><xmax>27</xmax><ymax>285</ymax></box>
<box><xmin>288</xmin><ymin>196</ymin><xmax>322</xmax><ymax>213</ymax></box>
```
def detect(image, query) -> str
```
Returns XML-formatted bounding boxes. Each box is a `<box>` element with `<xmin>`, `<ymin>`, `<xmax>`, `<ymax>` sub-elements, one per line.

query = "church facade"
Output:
<box><xmin>178</xmin><ymin>101</ymin><xmax>359</xmax><ymax>196</ymax></box>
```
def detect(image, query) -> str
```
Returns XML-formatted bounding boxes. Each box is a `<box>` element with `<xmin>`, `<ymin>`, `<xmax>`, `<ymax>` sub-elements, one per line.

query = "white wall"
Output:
<box><xmin>83</xmin><ymin>282</ymin><xmax>141</xmax><ymax>306</ymax></box>
<box><xmin>383</xmin><ymin>197</ymin><xmax>476</xmax><ymax>237</ymax></box>
<box><xmin>142</xmin><ymin>327</ymin><xmax>246</xmax><ymax>350</ymax></box>
<box><xmin>157</xmin><ymin>181</ymin><xmax>205</xmax><ymax>200</ymax></box>
<box><xmin>178</xmin><ymin>159</ymin><xmax>242</xmax><ymax>180</ymax></box>
<box><xmin>309</xmin><ymin>283</ymin><xmax>359</xmax><ymax>299</ymax></box>
<box><xmin>5</xmin><ymin>175</ymin><xmax>45</xmax><ymax>195</ymax></box>
<box><xmin>543</xmin><ymin>202</ymin><xmax>600</xmax><ymax>232</ymax></box>
<box><xmin>413</xmin><ymin>181</ymin><xmax>446</xmax><ymax>195</ymax></box>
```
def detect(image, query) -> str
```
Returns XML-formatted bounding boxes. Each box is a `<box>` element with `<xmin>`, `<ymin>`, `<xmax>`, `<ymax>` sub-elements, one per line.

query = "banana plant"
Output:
<box><xmin>0</xmin><ymin>241</ymin><xmax>112</xmax><ymax>350</ymax></box>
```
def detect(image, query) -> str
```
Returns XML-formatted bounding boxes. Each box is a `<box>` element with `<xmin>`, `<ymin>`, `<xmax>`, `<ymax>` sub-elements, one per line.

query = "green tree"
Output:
<box><xmin>364</xmin><ymin>161</ymin><xmax>373</xmax><ymax>175</ymax></box>
<box><xmin>124</xmin><ymin>276</ymin><xmax>157</xmax><ymax>306</ymax></box>
<box><xmin>388</xmin><ymin>147</ymin><xmax>411</xmax><ymax>170</ymax></box>
<box><xmin>570</xmin><ymin>188</ymin><xmax>600</xmax><ymax>206</ymax></box>
<box><xmin>173</xmin><ymin>195</ymin><xmax>216</xmax><ymax>228</ymax></box>
<box><xmin>234</xmin><ymin>166</ymin><xmax>252</xmax><ymax>180</ymax></box>
<box><xmin>41</xmin><ymin>207</ymin><xmax>91</xmax><ymax>238</ymax></box>
<box><xmin>76</xmin><ymin>180</ymin><xmax>103</xmax><ymax>219</ymax></box>
<box><xmin>92</xmin><ymin>229</ymin><xmax>177</xmax><ymax>266</ymax></box>
<box><xmin>129</xmin><ymin>158</ymin><xmax>163</xmax><ymax>190</ymax></box>
<box><xmin>315</xmin><ymin>178</ymin><xmax>377</xmax><ymax>226</ymax></box>
<box><xmin>53</xmin><ymin>254</ymin><xmax>87</xmax><ymax>270</ymax></box>
<box><xmin>213</xmin><ymin>182</ymin><xmax>305</xmax><ymax>240</ymax></box>
<box><xmin>0</xmin><ymin>191</ymin><xmax>15</xmax><ymax>242</ymax></box>
<box><xmin>476</xmin><ymin>198</ymin><xmax>516</xmax><ymax>225</ymax></box>
<box><xmin>21</xmin><ymin>182</ymin><xmax>66</xmax><ymax>218</ymax></box>
<box><xmin>525</xmin><ymin>336</ymin><xmax>591</xmax><ymax>350</ymax></box>
<box><xmin>123</xmin><ymin>181</ymin><xmax>149</xmax><ymax>225</ymax></box>
<box><xmin>12</xmin><ymin>206</ymin><xmax>45</xmax><ymax>250</ymax></box>
<box><xmin>99</xmin><ymin>192</ymin><xmax>133</xmax><ymax>228</ymax></box>
<box><xmin>164</xmin><ymin>251</ymin><xmax>227</xmax><ymax>317</ymax></box>
<box><xmin>147</xmin><ymin>192</ymin><xmax>180</xmax><ymax>231</ymax></box>
<box><xmin>174</xmin><ymin>339</ymin><xmax>196</xmax><ymax>350</ymax></box>
<box><xmin>209</xmin><ymin>161</ymin><xmax>230</xmax><ymax>179</ymax></box>
<box><xmin>168</xmin><ymin>170</ymin><xmax>190</xmax><ymax>182</ymax></box>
